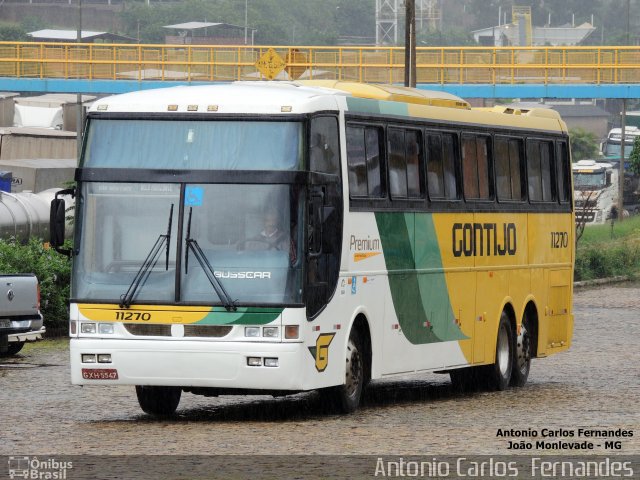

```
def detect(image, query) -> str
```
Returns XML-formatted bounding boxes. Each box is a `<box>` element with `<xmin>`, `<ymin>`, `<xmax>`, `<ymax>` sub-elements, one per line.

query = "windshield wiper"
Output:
<box><xmin>119</xmin><ymin>204</ymin><xmax>174</xmax><ymax>309</ymax></box>
<box><xmin>184</xmin><ymin>207</ymin><xmax>237</xmax><ymax>312</ymax></box>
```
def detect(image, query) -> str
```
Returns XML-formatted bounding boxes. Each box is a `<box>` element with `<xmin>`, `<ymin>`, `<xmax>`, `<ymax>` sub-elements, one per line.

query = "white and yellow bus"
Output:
<box><xmin>50</xmin><ymin>81</ymin><xmax>574</xmax><ymax>415</ymax></box>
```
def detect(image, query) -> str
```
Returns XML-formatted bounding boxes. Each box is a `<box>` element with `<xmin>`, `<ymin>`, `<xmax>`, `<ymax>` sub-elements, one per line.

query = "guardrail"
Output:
<box><xmin>1</xmin><ymin>42</ymin><xmax>640</xmax><ymax>85</ymax></box>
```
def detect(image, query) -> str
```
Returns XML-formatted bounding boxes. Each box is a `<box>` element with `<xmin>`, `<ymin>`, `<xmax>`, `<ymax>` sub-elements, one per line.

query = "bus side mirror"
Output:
<box><xmin>50</xmin><ymin>188</ymin><xmax>75</xmax><ymax>257</ymax></box>
<box><xmin>606</xmin><ymin>172</ymin><xmax>612</xmax><ymax>186</ymax></box>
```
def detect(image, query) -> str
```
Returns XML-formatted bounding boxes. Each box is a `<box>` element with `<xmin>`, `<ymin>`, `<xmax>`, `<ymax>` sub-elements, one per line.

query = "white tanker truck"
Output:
<box><xmin>0</xmin><ymin>188</ymin><xmax>74</xmax><ymax>242</ymax></box>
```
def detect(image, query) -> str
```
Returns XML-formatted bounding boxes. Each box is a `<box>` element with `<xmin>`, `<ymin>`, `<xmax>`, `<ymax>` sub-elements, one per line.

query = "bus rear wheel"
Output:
<box><xmin>510</xmin><ymin>315</ymin><xmax>532</xmax><ymax>387</ymax></box>
<box><xmin>135</xmin><ymin>386</ymin><xmax>181</xmax><ymax>416</ymax></box>
<box><xmin>483</xmin><ymin>311</ymin><xmax>514</xmax><ymax>391</ymax></box>
<box><xmin>320</xmin><ymin>329</ymin><xmax>364</xmax><ymax>413</ymax></box>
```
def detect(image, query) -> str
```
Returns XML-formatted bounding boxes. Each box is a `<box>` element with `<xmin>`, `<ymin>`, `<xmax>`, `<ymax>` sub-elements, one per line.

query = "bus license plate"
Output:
<box><xmin>82</xmin><ymin>368</ymin><xmax>118</xmax><ymax>380</ymax></box>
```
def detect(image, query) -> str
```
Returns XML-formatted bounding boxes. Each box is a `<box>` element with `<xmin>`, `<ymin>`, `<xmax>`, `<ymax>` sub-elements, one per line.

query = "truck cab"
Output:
<box><xmin>573</xmin><ymin>159</ymin><xmax>616</xmax><ymax>224</ymax></box>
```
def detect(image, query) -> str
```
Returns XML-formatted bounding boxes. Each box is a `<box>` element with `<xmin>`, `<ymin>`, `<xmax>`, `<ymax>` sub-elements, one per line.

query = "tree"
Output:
<box><xmin>569</xmin><ymin>128</ymin><xmax>599</xmax><ymax>161</ymax></box>
<box><xmin>629</xmin><ymin>136</ymin><xmax>640</xmax><ymax>175</ymax></box>
<box><xmin>418</xmin><ymin>28</ymin><xmax>476</xmax><ymax>46</ymax></box>
<box><xmin>0</xmin><ymin>22</ymin><xmax>27</xmax><ymax>41</ymax></box>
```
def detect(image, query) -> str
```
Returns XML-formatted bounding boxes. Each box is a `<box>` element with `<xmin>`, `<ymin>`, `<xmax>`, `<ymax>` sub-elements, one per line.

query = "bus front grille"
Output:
<box><xmin>183</xmin><ymin>325</ymin><xmax>232</xmax><ymax>337</ymax></box>
<box><xmin>123</xmin><ymin>323</ymin><xmax>232</xmax><ymax>338</ymax></box>
<box><xmin>123</xmin><ymin>324</ymin><xmax>171</xmax><ymax>336</ymax></box>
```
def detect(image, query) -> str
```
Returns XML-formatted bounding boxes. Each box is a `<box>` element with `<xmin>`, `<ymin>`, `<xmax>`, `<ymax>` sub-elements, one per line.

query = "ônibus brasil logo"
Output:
<box><xmin>8</xmin><ymin>457</ymin><xmax>73</xmax><ymax>479</ymax></box>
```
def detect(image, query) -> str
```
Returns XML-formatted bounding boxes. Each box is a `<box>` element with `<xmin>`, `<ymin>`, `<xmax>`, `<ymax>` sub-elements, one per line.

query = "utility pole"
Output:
<box><xmin>76</xmin><ymin>0</ymin><xmax>83</xmax><ymax>161</ymax></box>
<box><xmin>404</xmin><ymin>0</ymin><xmax>416</xmax><ymax>87</ymax></box>
<box><xmin>618</xmin><ymin>0</ymin><xmax>631</xmax><ymax>221</ymax></box>
<box><xmin>619</xmin><ymin>100</ymin><xmax>626</xmax><ymax>221</ymax></box>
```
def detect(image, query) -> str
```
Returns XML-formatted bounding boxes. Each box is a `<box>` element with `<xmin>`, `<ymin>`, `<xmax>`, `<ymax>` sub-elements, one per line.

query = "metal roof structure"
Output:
<box><xmin>472</xmin><ymin>22</ymin><xmax>596</xmax><ymax>47</ymax></box>
<box><xmin>27</xmin><ymin>29</ymin><xmax>135</xmax><ymax>43</ymax></box>
<box><xmin>163</xmin><ymin>22</ymin><xmax>248</xmax><ymax>31</ymax></box>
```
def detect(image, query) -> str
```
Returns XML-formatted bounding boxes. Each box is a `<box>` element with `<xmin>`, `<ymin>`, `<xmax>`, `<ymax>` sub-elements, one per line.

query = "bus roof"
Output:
<box><xmin>90</xmin><ymin>82</ymin><xmax>568</xmax><ymax>134</ymax></box>
<box><xmin>572</xmin><ymin>159</ymin><xmax>613</xmax><ymax>171</ymax></box>
<box><xmin>297</xmin><ymin>80</ymin><xmax>471</xmax><ymax>109</ymax></box>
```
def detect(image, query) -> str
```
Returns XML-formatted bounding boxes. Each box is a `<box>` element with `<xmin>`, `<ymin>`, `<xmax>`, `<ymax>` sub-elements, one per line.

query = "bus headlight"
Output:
<box><xmin>82</xmin><ymin>354</ymin><xmax>97</xmax><ymax>363</ymax></box>
<box><xmin>245</xmin><ymin>327</ymin><xmax>260</xmax><ymax>338</ymax></box>
<box><xmin>264</xmin><ymin>357</ymin><xmax>279</xmax><ymax>367</ymax></box>
<box><xmin>98</xmin><ymin>323</ymin><xmax>114</xmax><ymax>334</ymax></box>
<box><xmin>97</xmin><ymin>354</ymin><xmax>112</xmax><ymax>364</ymax></box>
<box><xmin>263</xmin><ymin>327</ymin><xmax>279</xmax><ymax>338</ymax></box>
<box><xmin>81</xmin><ymin>323</ymin><xmax>96</xmax><ymax>334</ymax></box>
<box><xmin>247</xmin><ymin>357</ymin><xmax>262</xmax><ymax>366</ymax></box>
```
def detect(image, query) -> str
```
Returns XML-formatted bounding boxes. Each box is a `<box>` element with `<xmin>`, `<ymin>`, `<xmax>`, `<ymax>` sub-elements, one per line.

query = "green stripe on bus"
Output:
<box><xmin>197</xmin><ymin>307</ymin><xmax>283</xmax><ymax>325</ymax></box>
<box><xmin>375</xmin><ymin>212</ymin><xmax>467</xmax><ymax>344</ymax></box>
<box><xmin>346</xmin><ymin>97</ymin><xmax>409</xmax><ymax>117</ymax></box>
<box><xmin>346</xmin><ymin>97</ymin><xmax>381</xmax><ymax>114</ymax></box>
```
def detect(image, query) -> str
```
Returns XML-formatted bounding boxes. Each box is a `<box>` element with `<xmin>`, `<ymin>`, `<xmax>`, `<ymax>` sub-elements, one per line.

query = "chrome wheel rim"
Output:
<box><xmin>344</xmin><ymin>338</ymin><xmax>362</xmax><ymax>398</ymax></box>
<box><xmin>497</xmin><ymin>323</ymin><xmax>510</xmax><ymax>377</ymax></box>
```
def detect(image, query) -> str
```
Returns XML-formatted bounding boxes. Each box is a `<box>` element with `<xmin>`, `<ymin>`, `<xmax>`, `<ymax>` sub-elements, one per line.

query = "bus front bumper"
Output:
<box><xmin>70</xmin><ymin>338</ymin><xmax>310</xmax><ymax>391</ymax></box>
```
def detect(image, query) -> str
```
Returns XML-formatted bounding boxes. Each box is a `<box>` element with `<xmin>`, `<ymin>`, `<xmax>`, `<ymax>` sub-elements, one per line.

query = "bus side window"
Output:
<box><xmin>462</xmin><ymin>134</ymin><xmax>491</xmax><ymax>200</ymax></box>
<box><xmin>556</xmin><ymin>141</ymin><xmax>571</xmax><ymax>203</ymax></box>
<box><xmin>427</xmin><ymin>134</ymin><xmax>444</xmax><ymax>198</ymax></box>
<box><xmin>427</xmin><ymin>132</ymin><xmax>458</xmax><ymax>200</ymax></box>
<box><xmin>388</xmin><ymin>128</ymin><xmax>423</xmax><ymax>199</ymax></box>
<box><xmin>495</xmin><ymin>137</ymin><xmax>524</xmax><ymax>201</ymax></box>
<box><xmin>346</xmin><ymin>125</ymin><xmax>383</xmax><ymax>198</ymax></box>
<box><xmin>406</xmin><ymin>130</ymin><xmax>422</xmax><ymax>198</ymax></box>
<box><xmin>442</xmin><ymin>134</ymin><xmax>459</xmax><ymax>200</ymax></box>
<box><xmin>388</xmin><ymin>128</ymin><xmax>408</xmax><ymax>198</ymax></box>
<box><xmin>527</xmin><ymin>139</ymin><xmax>556</xmax><ymax>202</ymax></box>
<box><xmin>310</xmin><ymin>116</ymin><xmax>340</xmax><ymax>175</ymax></box>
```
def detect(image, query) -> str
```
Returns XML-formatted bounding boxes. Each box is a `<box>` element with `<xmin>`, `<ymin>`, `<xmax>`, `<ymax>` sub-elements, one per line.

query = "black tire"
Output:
<box><xmin>485</xmin><ymin>311</ymin><xmax>514</xmax><ymax>391</ymax></box>
<box><xmin>135</xmin><ymin>386</ymin><xmax>181</xmax><ymax>416</ymax></box>
<box><xmin>1</xmin><ymin>342</ymin><xmax>25</xmax><ymax>356</ymax></box>
<box><xmin>320</xmin><ymin>329</ymin><xmax>365</xmax><ymax>413</ymax></box>
<box><xmin>510</xmin><ymin>314</ymin><xmax>532</xmax><ymax>387</ymax></box>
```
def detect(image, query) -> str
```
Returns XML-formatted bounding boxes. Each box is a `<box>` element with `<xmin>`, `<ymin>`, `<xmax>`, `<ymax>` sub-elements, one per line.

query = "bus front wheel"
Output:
<box><xmin>135</xmin><ymin>386</ymin><xmax>181</xmax><ymax>416</ymax></box>
<box><xmin>483</xmin><ymin>312</ymin><xmax>514</xmax><ymax>391</ymax></box>
<box><xmin>320</xmin><ymin>328</ymin><xmax>364</xmax><ymax>413</ymax></box>
<box><xmin>1</xmin><ymin>341</ymin><xmax>25</xmax><ymax>356</ymax></box>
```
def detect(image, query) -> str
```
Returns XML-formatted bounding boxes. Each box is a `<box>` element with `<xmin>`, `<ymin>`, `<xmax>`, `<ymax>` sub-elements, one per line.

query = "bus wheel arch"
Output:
<box><xmin>319</xmin><ymin>313</ymin><xmax>371</xmax><ymax>413</ymax></box>
<box><xmin>351</xmin><ymin>314</ymin><xmax>372</xmax><ymax>388</ymax></box>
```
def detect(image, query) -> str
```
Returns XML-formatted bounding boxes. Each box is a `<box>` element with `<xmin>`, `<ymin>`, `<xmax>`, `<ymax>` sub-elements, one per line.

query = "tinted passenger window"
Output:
<box><xmin>462</xmin><ymin>135</ymin><xmax>491</xmax><ymax>200</ymax></box>
<box><xmin>556</xmin><ymin>141</ymin><xmax>571</xmax><ymax>203</ymax></box>
<box><xmin>495</xmin><ymin>137</ymin><xmax>524</xmax><ymax>201</ymax></box>
<box><xmin>427</xmin><ymin>133</ymin><xmax>458</xmax><ymax>200</ymax></box>
<box><xmin>309</xmin><ymin>116</ymin><xmax>340</xmax><ymax>175</ymax></box>
<box><xmin>347</xmin><ymin>125</ymin><xmax>383</xmax><ymax>198</ymax></box>
<box><xmin>388</xmin><ymin>128</ymin><xmax>422</xmax><ymax>199</ymax></box>
<box><xmin>527</xmin><ymin>140</ymin><xmax>555</xmax><ymax>202</ymax></box>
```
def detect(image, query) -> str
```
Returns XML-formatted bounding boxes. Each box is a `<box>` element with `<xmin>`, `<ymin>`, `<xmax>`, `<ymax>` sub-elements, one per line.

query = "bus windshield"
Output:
<box><xmin>83</xmin><ymin>119</ymin><xmax>303</xmax><ymax>170</ymax></box>
<box><xmin>573</xmin><ymin>171</ymin><xmax>607</xmax><ymax>189</ymax></box>
<box><xmin>73</xmin><ymin>182</ymin><xmax>304</xmax><ymax>306</ymax></box>
<box><xmin>603</xmin><ymin>141</ymin><xmax>634</xmax><ymax>159</ymax></box>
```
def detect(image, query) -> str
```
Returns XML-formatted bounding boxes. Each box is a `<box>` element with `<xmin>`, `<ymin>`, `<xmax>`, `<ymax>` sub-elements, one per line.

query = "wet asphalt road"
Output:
<box><xmin>1</xmin><ymin>284</ymin><xmax>639</xmax><ymax>458</ymax></box>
